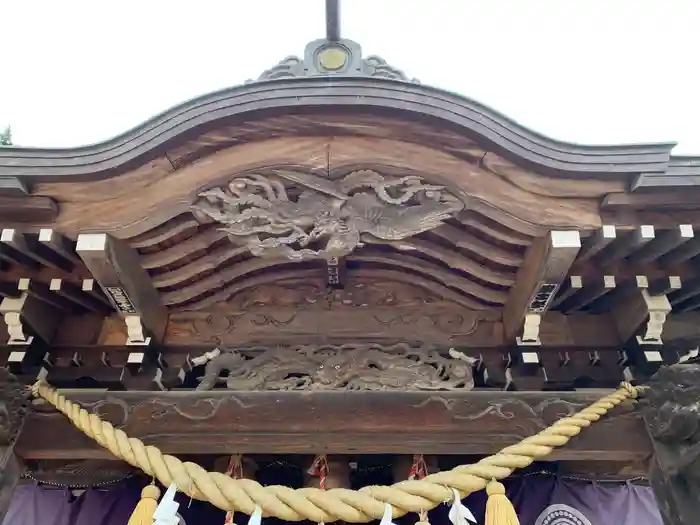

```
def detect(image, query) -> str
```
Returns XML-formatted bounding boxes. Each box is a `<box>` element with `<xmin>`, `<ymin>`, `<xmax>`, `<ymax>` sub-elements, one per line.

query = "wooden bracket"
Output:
<box><xmin>637</xmin><ymin>290</ymin><xmax>672</xmax><ymax>345</ymax></box>
<box><xmin>2</xmin><ymin>311</ymin><xmax>32</xmax><ymax>346</ymax></box>
<box><xmin>0</xmin><ymin>291</ymin><xmax>59</xmax><ymax>346</ymax></box>
<box><xmin>518</xmin><ymin>313</ymin><xmax>542</xmax><ymax>346</ymax></box>
<box><xmin>76</xmin><ymin>233</ymin><xmax>167</xmax><ymax>345</ymax></box>
<box><xmin>124</xmin><ymin>315</ymin><xmax>151</xmax><ymax>346</ymax></box>
<box><xmin>504</xmin><ymin>230</ymin><xmax>581</xmax><ymax>344</ymax></box>
<box><xmin>614</xmin><ymin>276</ymin><xmax>672</xmax><ymax>345</ymax></box>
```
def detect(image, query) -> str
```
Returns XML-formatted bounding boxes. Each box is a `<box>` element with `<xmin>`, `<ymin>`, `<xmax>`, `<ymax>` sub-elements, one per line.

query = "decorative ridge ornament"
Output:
<box><xmin>249</xmin><ymin>38</ymin><xmax>419</xmax><ymax>83</ymax></box>
<box><xmin>191</xmin><ymin>170</ymin><xmax>464</xmax><ymax>261</ymax></box>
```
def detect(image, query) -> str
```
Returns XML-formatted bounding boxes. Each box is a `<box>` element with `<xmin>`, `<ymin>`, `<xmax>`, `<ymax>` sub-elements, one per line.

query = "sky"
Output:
<box><xmin>1</xmin><ymin>0</ymin><xmax>699</xmax><ymax>154</ymax></box>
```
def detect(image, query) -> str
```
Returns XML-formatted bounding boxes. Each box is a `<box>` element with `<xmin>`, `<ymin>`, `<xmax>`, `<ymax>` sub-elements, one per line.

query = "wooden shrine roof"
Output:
<box><xmin>0</xmin><ymin>32</ymin><xmax>699</xmax><ymax>189</ymax></box>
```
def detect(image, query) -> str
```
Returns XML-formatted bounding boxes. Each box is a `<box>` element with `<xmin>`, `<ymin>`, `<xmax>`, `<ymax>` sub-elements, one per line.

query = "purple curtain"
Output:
<box><xmin>2</xmin><ymin>476</ymin><xmax>663</xmax><ymax>525</ymax></box>
<box><xmin>3</xmin><ymin>482</ymin><xmax>139</xmax><ymax>525</ymax></box>
<box><xmin>525</xmin><ymin>477</ymin><xmax>663</xmax><ymax>525</ymax></box>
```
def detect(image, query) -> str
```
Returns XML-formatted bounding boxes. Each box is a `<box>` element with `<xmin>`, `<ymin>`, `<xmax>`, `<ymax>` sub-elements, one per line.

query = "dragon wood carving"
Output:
<box><xmin>190</xmin><ymin>170</ymin><xmax>464</xmax><ymax>261</ymax></box>
<box><xmin>643</xmin><ymin>364</ymin><xmax>700</xmax><ymax>525</ymax></box>
<box><xmin>195</xmin><ymin>343</ymin><xmax>477</xmax><ymax>391</ymax></box>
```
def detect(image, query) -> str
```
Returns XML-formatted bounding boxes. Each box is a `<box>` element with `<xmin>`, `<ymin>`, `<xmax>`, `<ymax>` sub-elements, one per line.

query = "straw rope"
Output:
<box><xmin>31</xmin><ymin>381</ymin><xmax>642</xmax><ymax>523</ymax></box>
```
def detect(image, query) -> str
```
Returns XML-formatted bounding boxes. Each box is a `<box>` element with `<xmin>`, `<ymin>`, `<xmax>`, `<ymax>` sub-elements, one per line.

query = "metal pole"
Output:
<box><xmin>325</xmin><ymin>0</ymin><xmax>341</xmax><ymax>41</ymax></box>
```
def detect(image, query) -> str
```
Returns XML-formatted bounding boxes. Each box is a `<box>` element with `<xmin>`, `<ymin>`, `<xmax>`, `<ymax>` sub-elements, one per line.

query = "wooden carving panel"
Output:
<box><xmin>167</xmin><ymin>309</ymin><xmax>497</xmax><ymax>346</ymax></box>
<box><xmin>196</xmin><ymin>344</ymin><xmax>477</xmax><ymax>391</ymax></box>
<box><xmin>191</xmin><ymin>170</ymin><xmax>464</xmax><ymax>261</ymax></box>
<box><xmin>165</xmin><ymin>277</ymin><xmax>501</xmax><ymax>346</ymax></box>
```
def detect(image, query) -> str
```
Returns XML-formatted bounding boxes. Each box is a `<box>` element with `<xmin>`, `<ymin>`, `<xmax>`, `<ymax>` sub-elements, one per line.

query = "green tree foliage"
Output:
<box><xmin>0</xmin><ymin>126</ymin><xmax>11</xmax><ymax>146</ymax></box>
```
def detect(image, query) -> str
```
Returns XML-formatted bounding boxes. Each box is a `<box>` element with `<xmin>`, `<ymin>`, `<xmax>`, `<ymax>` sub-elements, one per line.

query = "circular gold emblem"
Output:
<box><xmin>318</xmin><ymin>47</ymin><xmax>347</xmax><ymax>71</ymax></box>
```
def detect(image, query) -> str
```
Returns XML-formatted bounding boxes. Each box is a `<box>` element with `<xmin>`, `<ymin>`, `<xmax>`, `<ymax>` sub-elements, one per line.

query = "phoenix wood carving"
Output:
<box><xmin>195</xmin><ymin>343</ymin><xmax>477</xmax><ymax>391</ymax></box>
<box><xmin>191</xmin><ymin>170</ymin><xmax>464</xmax><ymax>261</ymax></box>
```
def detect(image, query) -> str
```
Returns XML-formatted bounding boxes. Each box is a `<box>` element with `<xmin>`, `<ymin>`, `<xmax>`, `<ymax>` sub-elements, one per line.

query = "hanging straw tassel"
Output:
<box><xmin>128</xmin><ymin>483</ymin><xmax>161</xmax><ymax>525</ymax></box>
<box><xmin>485</xmin><ymin>480</ymin><xmax>519</xmax><ymax>525</ymax></box>
<box><xmin>415</xmin><ymin>510</ymin><xmax>431</xmax><ymax>525</ymax></box>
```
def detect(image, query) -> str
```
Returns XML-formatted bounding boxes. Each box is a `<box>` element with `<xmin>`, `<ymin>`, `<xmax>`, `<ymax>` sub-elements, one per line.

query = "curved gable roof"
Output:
<box><xmin>0</xmin><ymin>37</ymin><xmax>696</xmax><ymax>189</ymax></box>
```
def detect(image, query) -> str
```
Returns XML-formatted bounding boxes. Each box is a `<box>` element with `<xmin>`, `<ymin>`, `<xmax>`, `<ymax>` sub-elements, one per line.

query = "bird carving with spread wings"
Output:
<box><xmin>191</xmin><ymin>170</ymin><xmax>464</xmax><ymax>261</ymax></box>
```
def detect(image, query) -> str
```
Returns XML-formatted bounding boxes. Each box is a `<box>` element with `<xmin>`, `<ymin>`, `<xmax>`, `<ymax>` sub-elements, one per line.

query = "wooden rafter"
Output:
<box><xmin>76</xmin><ymin>233</ymin><xmax>167</xmax><ymax>344</ymax></box>
<box><xmin>503</xmin><ymin>230</ymin><xmax>581</xmax><ymax>343</ymax></box>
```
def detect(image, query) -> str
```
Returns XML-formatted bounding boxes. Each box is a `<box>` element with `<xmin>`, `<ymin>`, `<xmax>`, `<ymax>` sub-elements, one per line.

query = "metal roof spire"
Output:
<box><xmin>326</xmin><ymin>0</ymin><xmax>341</xmax><ymax>41</ymax></box>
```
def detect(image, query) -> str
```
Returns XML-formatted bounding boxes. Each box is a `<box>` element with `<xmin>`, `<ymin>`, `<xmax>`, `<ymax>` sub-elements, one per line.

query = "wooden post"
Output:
<box><xmin>76</xmin><ymin>233</ymin><xmax>167</xmax><ymax>345</ymax></box>
<box><xmin>643</xmin><ymin>364</ymin><xmax>700</xmax><ymax>525</ymax></box>
<box><xmin>503</xmin><ymin>230</ymin><xmax>581</xmax><ymax>344</ymax></box>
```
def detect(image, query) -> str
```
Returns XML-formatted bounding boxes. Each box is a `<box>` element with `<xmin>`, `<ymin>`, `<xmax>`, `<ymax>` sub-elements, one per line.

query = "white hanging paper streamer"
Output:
<box><xmin>247</xmin><ymin>505</ymin><xmax>262</xmax><ymax>525</ymax></box>
<box><xmin>448</xmin><ymin>488</ymin><xmax>477</xmax><ymax>524</ymax></box>
<box><xmin>154</xmin><ymin>484</ymin><xmax>181</xmax><ymax>525</ymax></box>
<box><xmin>379</xmin><ymin>503</ymin><xmax>397</xmax><ymax>525</ymax></box>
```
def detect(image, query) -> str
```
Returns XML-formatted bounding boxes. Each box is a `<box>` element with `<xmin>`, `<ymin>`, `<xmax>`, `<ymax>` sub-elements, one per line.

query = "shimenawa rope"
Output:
<box><xmin>30</xmin><ymin>380</ymin><xmax>642</xmax><ymax>524</ymax></box>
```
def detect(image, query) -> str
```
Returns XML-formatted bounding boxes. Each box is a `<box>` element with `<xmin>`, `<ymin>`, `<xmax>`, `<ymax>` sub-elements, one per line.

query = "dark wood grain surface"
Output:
<box><xmin>19</xmin><ymin>389</ymin><xmax>650</xmax><ymax>461</ymax></box>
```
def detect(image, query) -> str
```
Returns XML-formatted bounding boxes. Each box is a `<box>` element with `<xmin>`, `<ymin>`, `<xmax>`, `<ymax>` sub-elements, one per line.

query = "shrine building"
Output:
<box><xmin>0</xmin><ymin>3</ymin><xmax>697</xmax><ymax>525</ymax></box>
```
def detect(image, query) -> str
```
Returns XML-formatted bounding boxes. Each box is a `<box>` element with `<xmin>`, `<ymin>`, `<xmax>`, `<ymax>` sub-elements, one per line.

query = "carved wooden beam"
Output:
<box><xmin>18</xmin><ymin>390</ymin><xmax>650</xmax><ymax>461</ymax></box>
<box><xmin>503</xmin><ymin>230</ymin><xmax>581</xmax><ymax>344</ymax></box>
<box><xmin>76</xmin><ymin>233</ymin><xmax>167</xmax><ymax>345</ymax></box>
<box><xmin>7</xmin><ymin>342</ymin><xmax>669</xmax><ymax>390</ymax></box>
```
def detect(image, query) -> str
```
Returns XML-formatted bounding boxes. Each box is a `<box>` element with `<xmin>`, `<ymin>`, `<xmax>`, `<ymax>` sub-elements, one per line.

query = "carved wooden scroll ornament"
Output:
<box><xmin>195</xmin><ymin>343</ymin><xmax>477</xmax><ymax>391</ymax></box>
<box><xmin>191</xmin><ymin>170</ymin><xmax>464</xmax><ymax>261</ymax></box>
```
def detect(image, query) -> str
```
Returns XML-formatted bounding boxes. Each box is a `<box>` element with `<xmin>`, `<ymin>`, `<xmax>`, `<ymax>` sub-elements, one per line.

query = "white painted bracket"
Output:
<box><xmin>125</xmin><ymin>315</ymin><xmax>151</xmax><ymax>346</ymax></box>
<box><xmin>517</xmin><ymin>313</ymin><xmax>542</xmax><ymax>346</ymax></box>
<box><xmin>0</xmin><ymin>294</ymin><xmax>33</xmax><ymax>345</ymax></box>
<box><xmin>636</xmin><ymin>289</ymin><xmax>671</xmax><ymax>345</ymax></box>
